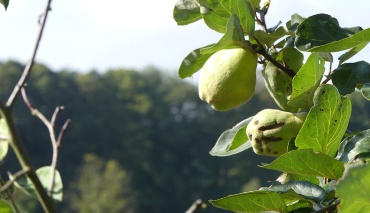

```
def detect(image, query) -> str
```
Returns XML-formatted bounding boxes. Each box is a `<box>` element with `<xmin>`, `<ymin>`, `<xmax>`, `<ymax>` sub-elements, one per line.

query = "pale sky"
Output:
<box><xmin>0</xmin><ymin>0</ymin><xmax>369</xmax><ymax>73</ymax></box>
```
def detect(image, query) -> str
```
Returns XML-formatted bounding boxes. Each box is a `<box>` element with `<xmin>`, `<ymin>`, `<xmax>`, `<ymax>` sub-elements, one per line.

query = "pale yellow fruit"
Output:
<box><xmin>246</xmin><ymin>109</ymin><xmax>307</xmax><ymax>157</ymax></box>
<box><xmin>198</xmin><ymin>47</ymin><xmax>257</xmax><ymax>111</ymax></box>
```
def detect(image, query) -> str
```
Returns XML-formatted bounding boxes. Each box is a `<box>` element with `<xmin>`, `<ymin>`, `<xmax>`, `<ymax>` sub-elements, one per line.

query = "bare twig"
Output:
<box><xmin>185</xmin><ymin>199</ymin><xmax>206</xmax><ymax>213</ymax></box>
<box><xmin>5</xmin><ymin>0</ymin><xmax>52</xmax><ymax>108</ymax></box>
<box><xmin>21</xmin><ymin>87</ymin><xmax>70</xmax><ymax>197</ymax></box>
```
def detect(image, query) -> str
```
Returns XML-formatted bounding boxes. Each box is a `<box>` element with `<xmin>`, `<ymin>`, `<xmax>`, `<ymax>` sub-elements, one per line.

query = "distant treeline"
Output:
<box><xmin>0</xmin><ymin>60</ymin><xmax>369</xmax><ymax>212</ymax></box>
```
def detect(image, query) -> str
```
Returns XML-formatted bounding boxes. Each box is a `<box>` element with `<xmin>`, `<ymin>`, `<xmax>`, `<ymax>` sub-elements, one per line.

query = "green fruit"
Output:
<box><xmin>246</xmin><ymin>109</ymin><xmax>307</xmax><ymax>157</ymax></box>
<box><xmin>198</xmin><ymin>47</ymin><xmax>257</xmax><ymax>111</ymax></box>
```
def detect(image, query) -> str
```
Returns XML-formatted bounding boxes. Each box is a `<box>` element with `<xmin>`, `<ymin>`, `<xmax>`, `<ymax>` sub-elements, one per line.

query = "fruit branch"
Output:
<box><xmin>252</xmin><ymin>44</ymin><xmax>296</xmax><ymax>78</ymax></box>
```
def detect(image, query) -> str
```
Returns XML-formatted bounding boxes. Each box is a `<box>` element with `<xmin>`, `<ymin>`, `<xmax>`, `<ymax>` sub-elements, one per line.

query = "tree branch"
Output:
<box><xmin>185</xmin><ymin>199</ymin><xmax>206</xmax><ymax>213</ymax></box>
<box><xmin>6</xmin><ymin>0</ymin><xmax>52</xmax><ymax>108</ymax></box>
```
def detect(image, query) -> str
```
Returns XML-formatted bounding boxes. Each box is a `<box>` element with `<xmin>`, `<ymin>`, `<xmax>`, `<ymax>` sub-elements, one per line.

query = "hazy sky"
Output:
<box><xmin>0</xmin><ymin>0</ymin><xmax>369</xmax><ymax>73</ymax></box>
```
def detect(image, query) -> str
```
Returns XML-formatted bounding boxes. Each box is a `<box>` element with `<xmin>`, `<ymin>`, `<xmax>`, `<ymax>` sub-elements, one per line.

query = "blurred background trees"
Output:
<box><xmin>0</xmin><ymin>60</ymin><xmax>369</xmax><ymax>212</ymax></box>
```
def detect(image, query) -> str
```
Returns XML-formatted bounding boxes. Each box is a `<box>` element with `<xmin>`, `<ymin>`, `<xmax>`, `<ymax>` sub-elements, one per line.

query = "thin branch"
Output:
<box><xmin>0</xmin><ymin>168</ymin><xmax>30</xmax><ymax>192</ymax></box>
<box><xmin>0</xmin><ymin>102</ymin><xmax>56</xmax><ymax>212</ymax></box>
<box><xmin>5</xmin><ymin>1</ymin><xmax>52</xmax><ymax>108</ymax></box>
<box><xmin>185</xmin><ymin>199</ymin><xmax>206</xmax><ymax>213</ymax></box>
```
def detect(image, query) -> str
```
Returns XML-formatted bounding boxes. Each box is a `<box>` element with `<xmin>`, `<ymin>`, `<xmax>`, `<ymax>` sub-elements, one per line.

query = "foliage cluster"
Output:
<box><xmin>174</xmin><ymin>0</ymin><xmax>370</xmax><ymax>212</ymax></box>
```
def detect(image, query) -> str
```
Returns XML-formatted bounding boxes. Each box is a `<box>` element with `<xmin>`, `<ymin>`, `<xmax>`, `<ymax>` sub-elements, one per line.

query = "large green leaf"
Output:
<box><xmin>287</xmin><ymin>53</ymin><xmax>325</xmax><ymax>109</ymax></box>
<box><xmin>178</xmin><ymin>44</ymin><xmax>214</xmax><ymax>79</ymax></box>
<box><xmin>261</xmin><ymin>180</ymin><xmax>326</xmax><ymax>202</ymax></box>
<box><xmin>331</xmin><ymin>61</ymin><xmax>370</xmax><ymax>95</ymax></box>
<box><xmin>338</xmin><ymin>129</ymin><xmax>370</xmax><ymax>162</ymax></box>
<box><xmin>173</xmin><ymin>0</ymin><xmax>202</xmax><ymax>25</ymax></box>
<box><xmin>201</xmin><ymin>14</ymin><xmax>248</xmax><ymax>55</ymax></box>
<box><xmin>209</xmin><ymin>117</ymin><xmax>253</xmax><ymax>156</ymax></box>
<box><xmin>295</xmin><ymin>13</ymin><xmax>368</xmax><ymax>52</ymax></box>
<box><xmin>200</xmin><ymin>0</ymin><xmax>255</xmax><ymax>33</ymax></box>
<box><xmin>262</xmin><ymin>149</ymin><xmax>344</xmax><ymax>180</ymax></box>
<box><xmin>337</xmin><ymin>164</ymin><xmax>370</xmax><ymax>212</ymax></box>
<box><xmin>210</xmin><ymin>191</ymin><xmax>287</xmax><ymax>213</ymax></box>
<box><xmin>295</xmin><ymin>84</ymin><xmax>351</xmax><ymax>157</ymax></box>
<box><xmin>0</xmin><ymin>0</ymin><xmax>9</xmax><ymax>10</ymax></box>
<box><xmin>0</xmin><ymin>118</ymin><xmax>9</xmax><ymax>161</ymax></box>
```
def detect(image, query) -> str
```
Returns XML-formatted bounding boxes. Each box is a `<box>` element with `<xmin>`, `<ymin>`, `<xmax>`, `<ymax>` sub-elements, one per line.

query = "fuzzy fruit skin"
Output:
<box><xmin>198</xmin><ymin>47</ymin><xmax>257</xmax><ymax>111</ymax></box>
<box><xmin>246</xmin><ymin>109</ymin><xmax>307</xmax><ymax>157</ymax></box>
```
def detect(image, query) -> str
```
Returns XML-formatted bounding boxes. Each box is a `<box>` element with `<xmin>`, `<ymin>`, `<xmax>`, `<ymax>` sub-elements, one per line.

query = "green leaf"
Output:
<box><xmin>331</xmin><ymin>61</ymin><xmax>370</xmax><ymax>95</ymax></box>
<box><xmin>201</xmin><ymin>14</ymin><xmax>248</xmax><ymax>55</ymax></box>
<box><xmin>173</xmin><ymin>0</ymin><xmax>202</xmax><ymax>25</ymax></box>
<box><xmin>36</xmin><ymin>166</ymin><xmax>63</xmax><ymax>202</ymax></box>
<box><xmin>200</xmin><ymin>0</ymin><xmax>255</xmax><ymax>33</ymax></box>
<box><xmin>0</xmin><ymin>118</ymin><xmax>10</xmax><ymax>161</ymax></box>
<box><xmin>209</xmin><ymin>117</ymin><xmax>253</xmax><ymax>156</ymax></box>
<box><xmin>178</xmin><ymin>44</ymin><xmax>214</xmax><ymax>79</ymax></box>
<box><xmin>308</xmin><ymin>28</ymin><xmax>370</xmax><ymax>52</ymax></box>
<box><xmin>288</xmin><ymin>53</ymin><xmax>325</xmax><ymax>109</ymax></box>
<box><xmin>262</xmin><ymin>149</ymin><xmax>345</xmax><ymax>180</ymax></box>
<box><xmin>11</xmin><ymin>167</ymin><xmax>63</xmax><ymax>202</ymax></box>
<box><xmin>210</xmin><ymin>191</ymin><xmax>287</xmax><ymax>213</ymax></box>
<box><xmin>286</xmin><ymin>13</ymin><xmax>305</xmax><ymax>32</ymax></box>
<box><xmin>262</xmin><ymin>62</ymin><xmax>298</xmax><ymax>112</ymax></box>
<box><xmin>295</xmin><ymin>14</ymin><xmax>367</xmax><ymax>52</ymax></box>
<box><xmin>361</xmin><ymin>83</ymin><xmax>370</xmax><ymax>100</ymax></box>
<box><xmin>251</xmin><ymin>26</ymin><xmax>289</xmax><ymax>47</ymax></box>
<box><xmin>0</xmin><ymin>200</ymin><xmax>13</xmax><ymax>213</ymax></box>
<box><xmin>339</xmin><ymin>43</ymin><xmax>368</xmax><ymax>65</ymax></box>
<box><xmin>295</xmin><ymin>84</ymin><xmax>351</xmax><ymax>157</ymax></box>
<box><xmin>0</xmin><ymin>0</ymin><xmax>9</xmax><ymax>10</ymax></box>
<box><xmin>276</xmin><ymin>47</ymin><xmax>304</xmax><ymax>72</ymax></box>
<box><xmin>338</xmin><ymin>129</ymin><xmax>370</xmax><ymax>162</ymax></box>
<box><xmin>337</xmin><ymin>164</ymin><xmax>370</xmax><ymax>212</ymax></box>
<box><xmin>261</xmin><ymin>180</ymin><xmax>326</xmax><ymax>202</ymax></box>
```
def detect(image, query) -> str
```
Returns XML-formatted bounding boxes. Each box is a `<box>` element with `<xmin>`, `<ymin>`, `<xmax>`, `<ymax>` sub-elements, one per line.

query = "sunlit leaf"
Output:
<box><xmin>201</xmin><ymin>14</ymin><xmax>248</xmax><ymax>55</ymax></box>
<box><xmin>200</xmin><ymin>0</ymin><xmax>255</xmax><ymax>33</ymax></box>
<box><xmin>210</xmin><ymin>191</ymin><xmax>287</xmax><ymax>213</ymax></box>
<box><xmin>10</xmin><ymin>167</ymin><xmax>63</xmax><ymax>202</ymax></box>
<box><xmin>295</xmin><ymin>84</ymin><xmax>351</xmax><ymax>157</ymax></box>
<box><xmin>262</xmin><ymin>149</ymin><xmax>344</xmax><ymax>180</ymax></box>
<box><xmin>178</xmin><ymin>45</ymin><xmax>214</xmax><ymax>79</ymax></box>
<box><xmin>337</xmin><ymin>164</ymin><xmax>370</xmax><ymax>212</ymax></box>
<box><xmin>173</xmin><ymin>0</ymin><xmax>202</xmax><ymax>25</ymax></box>
<box><xmin>209</xmin><ymin>117</ymin><xmax>253</xmax><ymax>156</ymax></box>
<box><xmin>288</xmin><ymin>53</ymin><xmax>325</xmax><ymax>109</ymax></box>
<box><xmin>36</xmin><ymin>166</ymin><xmax>63</xmax><ymax>202</ymax></box>
<box><xmin>0</xmin><ymin>118</ymin><xmax>10</xmax><ymax>161</ymax></box>
<box><xmin>331</xmin><ymin>61</ymin><xmax>370</xmax><ymax>95</ymax></box>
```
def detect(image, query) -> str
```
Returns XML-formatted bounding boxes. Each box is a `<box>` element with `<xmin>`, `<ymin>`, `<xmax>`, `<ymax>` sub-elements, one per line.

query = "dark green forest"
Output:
<box><xmin>0</xmin><ymin>60</ymin><xmax>369</xmax><ymax>212</ymax></box>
